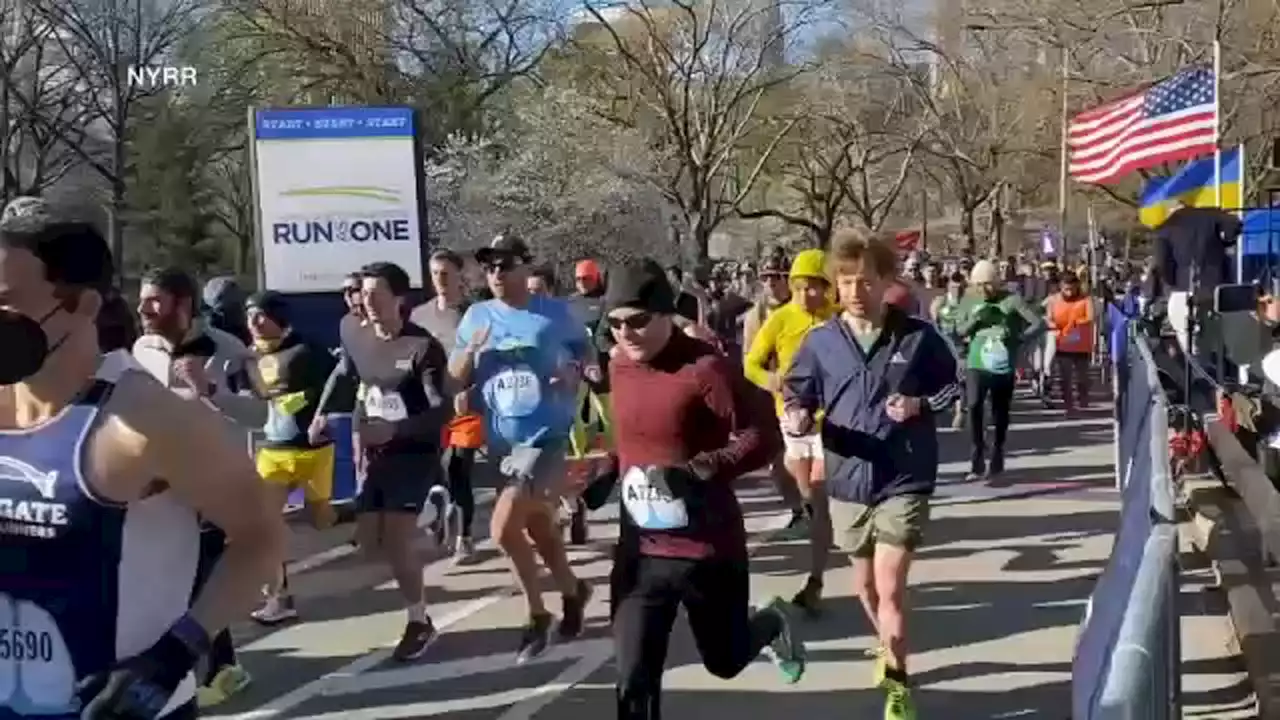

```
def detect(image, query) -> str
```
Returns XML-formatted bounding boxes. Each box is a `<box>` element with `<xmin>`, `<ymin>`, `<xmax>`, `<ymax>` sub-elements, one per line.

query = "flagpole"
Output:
<box><xmin>1238</xmin><ymin>141</ymin><xmax>1247</xmax><ymax>282</ymax></box>
<box><xmin>1213</xmin><ymin>40</ymin><xmax>1222</xmax><ymax>210</ymax></box>
<box><xmin>1057</xmin><ymin>47</ymin><xmax>1069</xmax><ymax>259</ymax></box>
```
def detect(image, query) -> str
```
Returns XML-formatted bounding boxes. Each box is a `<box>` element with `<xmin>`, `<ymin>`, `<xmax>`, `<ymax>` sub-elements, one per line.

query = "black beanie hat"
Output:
<box><xmin>245</xmin><ymin>291</ymin><xmax>290</xmax><ymax>329</ymax></box>
<box><xmin>604</xmin><ymin>258</ymin><xmax>676</xmax><ymax>314</ymax></box>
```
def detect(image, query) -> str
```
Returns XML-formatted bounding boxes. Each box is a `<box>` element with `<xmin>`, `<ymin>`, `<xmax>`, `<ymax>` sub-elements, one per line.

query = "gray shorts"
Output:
<box><xmin>493</xmin><ymin>442</ymin><xmax>567</xmax><ymax>498</ymax></box>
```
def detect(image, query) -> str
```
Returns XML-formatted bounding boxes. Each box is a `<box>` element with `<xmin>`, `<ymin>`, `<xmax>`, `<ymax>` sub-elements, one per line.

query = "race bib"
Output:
<box><xmin>262</xmin><ymin>401</ymin><xmax>300</xmax><ymax>442</ymax></box>
<box><xmin>488</xmin><ymin>367</ymin><xmax>541</xmax><ymax>418</ymax></box>
<box><xmin>979</xmin><ymin>336</ymin><xmax>1010</xmax><ymax>373</ymax></box>
<box><xmin>0</xmin><ymin>593</ymin><xmax>76</xmax><ymax>715</ymax></box>
<box><xmin>362</xmin><ymin>386</ymin><xmax>407</xmax><ymax>422</ymax></box>
<box><xmin>621</xmin><ymin>466</ymin><xmax>688</xmax><ymax>531</ymax></box>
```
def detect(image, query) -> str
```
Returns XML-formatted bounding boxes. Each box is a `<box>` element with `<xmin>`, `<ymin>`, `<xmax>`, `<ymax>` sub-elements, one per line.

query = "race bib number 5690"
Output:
<box><xmin>0</xmin><ymin>593</ymin><xmax>76</xmax><ymax>715</ymax></box>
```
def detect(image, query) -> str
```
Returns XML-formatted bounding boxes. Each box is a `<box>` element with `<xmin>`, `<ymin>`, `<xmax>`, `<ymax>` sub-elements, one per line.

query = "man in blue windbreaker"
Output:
<box><xmin>782</xmin><ymin>229</ymin><xmax>959</xmax><ymax>720</ymax></box>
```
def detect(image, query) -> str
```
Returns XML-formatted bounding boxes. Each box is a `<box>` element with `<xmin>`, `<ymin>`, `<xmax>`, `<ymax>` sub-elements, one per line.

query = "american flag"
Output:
<box><xmin>1068</xmin><ymin>66</ymin><xmax>1216</xmax><ymax>185</ymax></box>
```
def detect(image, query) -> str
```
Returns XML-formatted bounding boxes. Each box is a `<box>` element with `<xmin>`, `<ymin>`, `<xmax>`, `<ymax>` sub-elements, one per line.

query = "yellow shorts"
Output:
<box><xmin>256</xmin><ymin>444</ymin><xmax>336</xmax><ymax>505</ymax></box>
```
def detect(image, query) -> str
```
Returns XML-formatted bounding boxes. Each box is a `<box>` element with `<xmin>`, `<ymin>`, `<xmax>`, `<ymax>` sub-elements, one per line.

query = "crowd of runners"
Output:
<box><xmin>0</xmin><ymin>193</ymin><xmax>1144</xmax><ymax>720</ymax></box>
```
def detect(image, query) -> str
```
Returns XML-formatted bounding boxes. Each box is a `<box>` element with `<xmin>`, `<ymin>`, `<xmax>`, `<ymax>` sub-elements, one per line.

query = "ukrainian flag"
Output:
<box><xmin>1138</xmin><ymin>147</ymin><xmax>1243</xmax><ymax>228</ymax></box>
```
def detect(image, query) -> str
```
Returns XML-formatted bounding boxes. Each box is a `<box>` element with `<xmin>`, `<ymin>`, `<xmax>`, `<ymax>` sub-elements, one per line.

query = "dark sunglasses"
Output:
<box><xmin>484</xmin><ymin>259</ymin><xmax>520</xmax><ymax>273</ymax></box>
<box><xmin>342</xmin><ymin>286</ymin><xmax>360</xmax><ymax>295</ymax></box>
<box><xmin>606</xmin><ymin>312</ymin><xmax>655</xmax><ymax>330</ymax></box>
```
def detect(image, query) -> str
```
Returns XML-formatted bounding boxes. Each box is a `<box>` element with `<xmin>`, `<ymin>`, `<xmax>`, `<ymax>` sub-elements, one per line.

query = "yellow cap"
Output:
<box><xmin>789</xmin><ymin>249</ymin><xmax>828</xmax><ymax>283</ymax></box>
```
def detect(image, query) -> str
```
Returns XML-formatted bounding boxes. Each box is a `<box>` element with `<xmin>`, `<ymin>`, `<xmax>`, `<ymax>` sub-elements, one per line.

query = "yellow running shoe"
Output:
<box><xmin>197</xmin><ymin>665</ymin><xmax>252</xmax><ymax>708</ymax></box>
<box><xmin>883</xmin><ymin>677</ymin><xmax>917</xmax><ymax>720</ymax></box>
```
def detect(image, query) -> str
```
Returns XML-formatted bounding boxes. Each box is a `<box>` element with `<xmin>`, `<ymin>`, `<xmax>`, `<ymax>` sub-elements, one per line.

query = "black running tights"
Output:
<box><xmin>442</xmin><ymin>445</ymin><xmax>477</xmax><ymax>537</ymax></box>
<box><xmin>611</xmin><ymin>553</ymin><xmax>780</xmax><ymax>719</ymax></box>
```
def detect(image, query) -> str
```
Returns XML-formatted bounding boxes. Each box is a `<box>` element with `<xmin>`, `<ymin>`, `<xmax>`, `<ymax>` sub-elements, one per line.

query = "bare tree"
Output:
<box><xmin>861</xmin><ymin>7</ymin><xmax>1058</xmax><ymax>253</ymax></box>
<box><xmin>570</xmin><ymin>0</ymin><xmax>830</xmax><ymax>266</ymax></box>
<box><xmin>21</xmin><ymin>0</ymin><xmax>207</xmax><ymax>272</ymax></box>
<box><xmin>740</xmin><ymin>48</ymin><xmax>927</xmax><ymax>246</ymax></box>
<box><xmin>0</xmin><ymin>1</ymin><xmax>88</xmax><ymax>203</ymax></box>
<box><xmin>232</xmin><ymin>0</ymin><xmax>551</xmax><ymax>146</ymax></box>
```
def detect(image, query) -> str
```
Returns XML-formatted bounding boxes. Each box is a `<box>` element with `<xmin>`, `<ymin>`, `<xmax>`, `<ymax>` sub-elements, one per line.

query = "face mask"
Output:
<box><xmin>0</xmin><ymin>305</ymin><xmax>66</xmax><ymax>385</ymax></box>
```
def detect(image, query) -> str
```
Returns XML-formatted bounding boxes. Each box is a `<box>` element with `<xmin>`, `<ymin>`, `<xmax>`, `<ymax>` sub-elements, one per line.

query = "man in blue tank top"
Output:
<box><xmin>0</xmin><ymin>212</ymin><xmax>282</xmax><ymax>719</ymax></box>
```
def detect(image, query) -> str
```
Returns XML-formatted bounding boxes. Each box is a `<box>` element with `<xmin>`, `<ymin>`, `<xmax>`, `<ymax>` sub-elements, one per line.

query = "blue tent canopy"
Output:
<box><xmin>1241</xmin><ymin>209</ymin><xmax>1280</xmax><ymax>256</ymax></box>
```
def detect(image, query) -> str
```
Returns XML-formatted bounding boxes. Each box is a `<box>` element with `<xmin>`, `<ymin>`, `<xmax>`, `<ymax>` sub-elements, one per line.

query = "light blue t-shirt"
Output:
<box><xmin>452</xmin><ymin>296</ymin><xmax>589</xmax><ymax>450</ymax></box>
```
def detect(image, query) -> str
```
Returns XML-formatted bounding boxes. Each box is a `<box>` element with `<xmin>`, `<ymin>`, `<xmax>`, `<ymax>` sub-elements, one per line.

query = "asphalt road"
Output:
<box><xmin>202</xmin><ymin>398</ymin><xmax>1251</xmax><ymax>719</ymax></box>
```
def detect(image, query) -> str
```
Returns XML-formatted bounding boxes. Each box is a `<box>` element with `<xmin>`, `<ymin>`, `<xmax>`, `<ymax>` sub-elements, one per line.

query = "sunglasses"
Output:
<box><xmin>342</xmin><ymin>286</ymin><xmax>360</xmax><ymax>295</ymax></box>
<box><xmin>484</xmin><ymin>259</ymin><xmax>520</xmax><ymax>273</ymax></box>
<box><xmin>606</xmin><ymin>312</ymin><xmax>655</xmax><ymax>330</ymax></box>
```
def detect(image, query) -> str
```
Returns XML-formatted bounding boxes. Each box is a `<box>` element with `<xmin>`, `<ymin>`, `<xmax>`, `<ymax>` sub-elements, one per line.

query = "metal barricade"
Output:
<box><xmin>1071</xmin><ymin>330</ymin><xmax>1180</xmax><ymax>719</ymax></box>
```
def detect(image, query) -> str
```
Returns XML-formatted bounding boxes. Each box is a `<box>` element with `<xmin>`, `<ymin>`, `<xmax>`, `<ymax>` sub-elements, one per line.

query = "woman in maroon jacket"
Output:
<box><xmin>591</xmin><ymin>258</ymin><xmax>804</xmax><ymax>719</ymax></box>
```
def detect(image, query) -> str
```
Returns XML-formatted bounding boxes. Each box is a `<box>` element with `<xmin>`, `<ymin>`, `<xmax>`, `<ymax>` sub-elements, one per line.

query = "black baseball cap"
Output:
<box><xmin>475</xmin><ymin>234</ymin><xmax>532</xmax><ymax>265</ymax></box>
<box><xmin>604</xmin><ymin>258</ymin><xmax>675</xmax><ymax>314</ymax></box>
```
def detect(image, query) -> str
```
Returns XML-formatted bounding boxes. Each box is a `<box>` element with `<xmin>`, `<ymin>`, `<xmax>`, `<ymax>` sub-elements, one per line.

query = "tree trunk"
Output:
<box><xmin>962</xmin><ymin>207</ymin><xmax>977</xmax><ymax>255</ymax></box>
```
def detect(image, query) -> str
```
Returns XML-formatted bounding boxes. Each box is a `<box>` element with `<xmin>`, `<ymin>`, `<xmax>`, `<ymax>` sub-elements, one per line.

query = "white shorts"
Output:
<box><xmin>783</xmin><ymin>432</ymin><xmax>823</xmax><ymax>460</ymax></box>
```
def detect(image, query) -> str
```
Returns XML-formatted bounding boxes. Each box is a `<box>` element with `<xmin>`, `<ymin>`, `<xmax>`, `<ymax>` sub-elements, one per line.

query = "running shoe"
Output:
<box><xmin>760</xmin><ymin>597</ymin><xmax>806</xmax><ymax>684</ymax></box>
<box><xmin>451</xmin><ymin>536</ymin><xmax>476</xmax><ymax>565</ymax></box>
<box><xmin>196</xmin><ymin>665</ymin><xmax>251</xmax><ymax>707</ymax></box>
<box><xmin>250</xmin><ymin>594</ymin><xmax>298</xmax><ymax>625</ymax></box>
<box><xmin>557</xmin><ymin>580</ymin><xmax>593</xmax><ymax>640</ymax></box>
<box><xmin>775</xmin><ymin>510</ymin><xmax>810</xmax><ymax>541</ymax></box>
<box><xmin>872</xmin><ymin>651</ymin><xmax>887</xmax><ymax>687</ymax></box>
<box><xmin>392</xmin><ymin>618</ymin><xmax>438</xmax><ymax>661</ymax></box>
<box><xmin>516</xmin><ymin>613</ymin><xmax>553</xmax><ymax>664</ymax></box>
<box><xmin>790</xmin><ymin>577</ymin><xmax>823</xmax><ymax>619</ymax></box>
<box><xmin>883</xmin><ymin>677</ymin><xmax>917</xmax><ymax>720</ymax></box>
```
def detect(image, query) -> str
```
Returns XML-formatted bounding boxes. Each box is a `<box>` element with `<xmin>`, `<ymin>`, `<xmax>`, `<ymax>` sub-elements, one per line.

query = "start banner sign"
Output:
<box><xmin>250</xmin><ymin>106</ymin><xmax>426</xmax><ymax>293</ymax></box>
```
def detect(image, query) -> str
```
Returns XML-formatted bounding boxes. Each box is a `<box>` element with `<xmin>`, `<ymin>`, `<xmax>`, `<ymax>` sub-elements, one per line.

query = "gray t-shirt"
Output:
<box><xmin>409</xmin><ymin>299</ymin><xmax>467</xmax><ymax>355</ymax></box>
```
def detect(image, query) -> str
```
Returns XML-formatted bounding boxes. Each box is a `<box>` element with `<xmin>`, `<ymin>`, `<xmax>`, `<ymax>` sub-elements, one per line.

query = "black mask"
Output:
<box><xmin>0</xmin><ymin>305</ymin><xmax>66</xmax><ymax>385</ymax></box>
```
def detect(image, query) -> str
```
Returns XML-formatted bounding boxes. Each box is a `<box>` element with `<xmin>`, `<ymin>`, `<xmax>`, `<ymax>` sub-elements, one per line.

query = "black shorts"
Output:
<box><xmin>357</xmin><ymin>450</ymin><xmax>439</xmax><ymax>514</ymax></box>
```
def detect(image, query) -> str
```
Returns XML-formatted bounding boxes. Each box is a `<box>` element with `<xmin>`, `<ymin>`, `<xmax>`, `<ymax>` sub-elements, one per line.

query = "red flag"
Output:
<box><xmin>894</xmin><ymin>230</ymin><xmax>920</xmax><ymax>251</ymax></box>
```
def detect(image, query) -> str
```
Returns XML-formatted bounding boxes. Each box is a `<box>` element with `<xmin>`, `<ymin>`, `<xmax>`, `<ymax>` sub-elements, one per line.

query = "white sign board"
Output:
<box><xmin>251</xmin><ymin>106</ymin><xmax>424</xmax><ymax>293</ymax></box>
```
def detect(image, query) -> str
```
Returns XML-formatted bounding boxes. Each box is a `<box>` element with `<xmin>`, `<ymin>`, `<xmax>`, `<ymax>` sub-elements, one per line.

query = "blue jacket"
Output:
<box><xmin>784</xmin><ymin>309</ymin><xmax>960</xmax><ymax>505</ymax></box>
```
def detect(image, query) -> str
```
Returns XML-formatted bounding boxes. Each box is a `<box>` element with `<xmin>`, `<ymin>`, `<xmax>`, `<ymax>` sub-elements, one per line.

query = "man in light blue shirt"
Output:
<box><xmin>449</xmin><ymin>234</ymin><xmax>594</xmax><ymax>664</ymax></box>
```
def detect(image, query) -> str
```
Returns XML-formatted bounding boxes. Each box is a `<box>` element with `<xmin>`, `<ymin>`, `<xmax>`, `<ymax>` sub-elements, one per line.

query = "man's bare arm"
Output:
<box><xmin>108</xmin><ymin>371</ymin><xmax>282</xmax><ymax>638</ymax></box>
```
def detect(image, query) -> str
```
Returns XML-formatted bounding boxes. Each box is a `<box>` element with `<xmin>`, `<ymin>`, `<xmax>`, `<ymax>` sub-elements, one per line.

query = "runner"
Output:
<box><xmin>599</xmin><ymin>258</ymin><xmax>804</xmax><ymax>719</ymax></box>
<box><xmin>0</xmin><ymin>217</ymin><xmax>280</xmax><ymax>719</ymax></box>
<box><xmin>241</xmin><ymin>291</ymin><xmax>340</xmax><ymax>631</ymax></box>
<box><xmin>743</xmin><ymin>249</ymin><xmax>837</xmax><ymax>616</ymax></box>
<box><xmin>339</xmin><ymin>270</ymin><xmax>368</xmax><ymax>349</ymax></box>
<box><xmin>311</xmin><ymin>261</ymin><xmax>451</xmax><ymax>661</ymax></box>
<box><xmin>929</xmin><ymin>271</ymin><xmax>968</xmax><ymax>428</ymax></box>
<box><xmin>410</xmin><ymin>248</ymin><xmax>481</xmax><ymax>561</ymax></box>
<box><xmin>132</xmin><ymin>267</ymin><xmax>265</xmax><ymax>705</ymax></box>
<box><xmin>449</xmin><ymin>235</ymin><xmax>592</xmax><ymax>662</ymax></box>
<box><xmin>740</xmin><ymin>252</ymin><xmax>807</xmax><ymax>536</ymax></box>
<box><xmin>955</xmin><ymin>260</ymin><xmax>1045</xmax><ymax>480</ymax></box>
<box><xmin>782</xmin><ymin>229</ymin><xmax>959</xmax><ymax>720</ymax></box>
<box><xmin>527</xmin><ymin>267</ymin><xmax>556</xmax><ymax>297</ymax></box>
<box><xmin>1045</xmin><ymin>271</ymin><xmax>1095</xmax><ymax>416</ymax></box>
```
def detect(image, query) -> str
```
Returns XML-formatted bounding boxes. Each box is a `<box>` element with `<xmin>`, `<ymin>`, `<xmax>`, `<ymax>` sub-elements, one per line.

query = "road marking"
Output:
<box><xmin>227</xmin><ymin>494</ymin><xmax>789</xmax><ymax>720</ymax></box>
<box><xmin>216</xmin><ymin>590</ymin><xmax>514</xmax><ymax>720</ymax></box>
<box><xmin>493</xmin><ymin>641</ymin><xmax>616</xmax><ymax>720</ymax></box>
<box><xmin>284</xmin><ymin>488</ymin><xmax>498</xmax><ymax>575</ymax></box>
<box><xmin>321</xmin><ymin>639</ymin><xmax>612</xmax><ymax>696</ymax></box>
